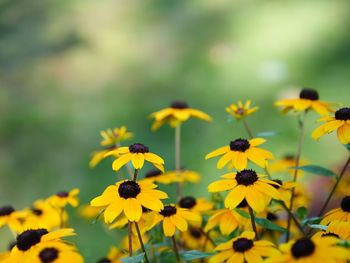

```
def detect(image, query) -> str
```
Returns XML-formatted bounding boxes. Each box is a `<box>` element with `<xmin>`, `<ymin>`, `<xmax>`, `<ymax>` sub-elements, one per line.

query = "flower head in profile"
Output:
<box><xmin>226</xmin><ymin>100</ymin><xmax>259</xmax><ymax>120</ymax></box>
<box><xmin>209</xmin><ymin>231</ymin><xmax>279</xmax><ymax>263</ymax></box>
<box><xmin>153</xmin><ymin>205</ymin><xmax>201</xmax><ymax>236</ymax></box>
<box><xmin>105</xmin><ymin>143</ymin><xmax>164</xmax><ymax>172</ymax></box>
<box><xmin>163</xmin><ymin>169</ymin><xmax>201</xmax><ymax>183</ymax></box>
<box><xmin>48</xmin><ymin>189</ymin><xmax>79</xmax><ymax>208</ymax></box>
<box><xmin>321</xmin><ymin>196</ymin><xmax>350</xmax><ymax>224</ymax></box>
<box><xmin>275</xmin><ymin>88</ymin><xmax>333</xmax><ymax>116</ymax></box>
<box><xmin>313</xmin><ymin>220</ymin><xmax>350</xmax><ymax>240</ymax></box>
<box><xmin>177</xmin><ymin>196</ymin><xmax>213</xmax><ymax>225</ymax></box>
<box><xmin>268</xmin><ymin>236</ymin><xmax>350</xmax><ymax>263</ymax></box>
<box><xmin>150</xmin><ymin>100</ymin><xmax>212</xmax><ymax>131</ymax></box>
<box><xmin>141</xmin><ymin>169</ymin><xmax>179</xmax><ymax>184</ymax></box>
<box><xmin>182</xmin><ymin>227</ymin><xmax>214</xmax><ymax>251</ymax></box>
<box><xmin>312</xmin><ymin>107</ymin><xmax>350</xmax><ymax>144</ymax></box>
<box><xmin>205</xmin><ymin>138</ymin><xmax>274</xmax><ymax>171</ymax></box>
<box><xmin>90</xmin><ymin>180</ymin><xmax>168</xmax><ymax>222</ymax></box>
<box><xmin>0</xmin><ymin>205</ymin><xmax>27</xmax><ymax>233</ymax></box>
<box><xmin>208</xmin><ymin>169</ymin><xmax>281</xmax><ymax>212</ymax></box>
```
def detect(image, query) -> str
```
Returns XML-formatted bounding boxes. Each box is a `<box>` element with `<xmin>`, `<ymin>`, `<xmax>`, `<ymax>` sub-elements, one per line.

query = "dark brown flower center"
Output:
<box><xmin>0</xmin><ymin>205</ymin><xmax>15</xmax><ymax>216</ymax></box>
<box><xmin>237</xmin><ymin>199</ymin><xmax>248</xmax><ymax>208</ymax></box>
<box><xmin>16</xmin><ymin>229</ymin><xmax>48</xmax><ymax>251</ymax></box>
<box><xmin>291</xmin><ymin>238</ymin><xmax>315</xmax><ymax>258</ymax></box>
<box><xmin>230</xmin><ymin>139</ymin><xmax>250</xmax><ymax>152</ymax></box>
<box><xmin>31</xmin><ymin>208</ymin><xmax>43</xmax><ymax>216</ymax></box>
<box><xmin>145</xmin><ymin>169</ymin><xmax>162</xmax><ymax>178</ymax></box>
<box><xmin>56</xmin><ymin>191</ymin><xmax>69</xmax><ymax>198</ymax></box>
<box><xmin>97</xmin><ymin>258</ymin><xmax>111</xmax><ymax>263</ymax></box>
<box><xmin>267</xmin><ymin>212</ymin><xmax>278</xmax><ymax>221</ymax></box>
<box><xmin>118</xmin><ymin>181</ymin><xmax>141</xmax><ymax>199</ymax></box>
<box><xmin>270</xmin><ymin>179</ymin><xmax>282</xmax><ymax>189</ymax></box>
<box><xmin>335</xmin><ymin>107</ymin><xmax>350</xmax><ymax>121</ymax></box>
<box><xmin>160</xmin><ymin>205</ymin><xmax>177</xmax><ymax>217</ymax></box>
<box><xmin>179</xmin><ymin>196</ymin><xmax>196</xmax><ymax>209</ymax></box>
<box><xmin>232</xmin><ymin>238</ymin><xmax>253</xmax><ymax>252</ymax></box>
<box><xmin>235</xmin><ymin>108</ymin><xmax>245</xmax><ymax>115</ymax></box>
<box><xmin>299</xmin><ymin>88</ymin><xmax>319</xmax><ymax>101</ymax></box>
<box><xmin>341</xmin><ymin>196</ymin><xmax>350</xmax><ymax>212</ymax></box>
<box><xmin>170</xmin><ymin>100</ymin><xmax>188</xmax><ymax>109</ymax></box>
<box><xmin>321</xmin><ymin>232</ymin><xmax>339</xmax><ymax>238</ymax></box>
<box><xmin>129</xmin><ymin>143</ymin><xmax>149</xmax><ymax>153</ymax></box>
<box><xmin>190</xmin><ymin>228</ymin><xmax>202</xmax><ymax>239</ymax></box>
<box><xmin>283</xmin><ymin>154</ymin><xmax>295</xmax><ymax>160</ymax></box>
<box><xmin>39</xmin><ymin>247</ymin><xmax>59</xmax><ymax>263</ymax></box>
<box><xmin>236</xmin><ymin>169</ymin><xmax>258</xmax><ymax>186</ymax></box>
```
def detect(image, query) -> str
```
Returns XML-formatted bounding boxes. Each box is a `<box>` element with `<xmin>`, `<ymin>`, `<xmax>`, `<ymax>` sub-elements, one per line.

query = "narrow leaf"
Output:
<box><xmin>180</xmin><ymin>250</ymin><xmax>212</xmax><ymax>260</ymax></box>
<box><xmin>256</xmin><ymin>131</ymin><xmax>278</xmax><ymax>137</ymax></box>
<box><xmin>309</xmin><ymin>224</ymin><xmax>327</xmax><ymax>231</ymax></box>
<box><xmin>291</xmin><ymin>165</ymin><xmax>336</xmax><ymax>177</ymax></box>
<box><xmin>345</xmin><ymin>144</ymin><xmax>350</xmax><ymax>151</ymax></box>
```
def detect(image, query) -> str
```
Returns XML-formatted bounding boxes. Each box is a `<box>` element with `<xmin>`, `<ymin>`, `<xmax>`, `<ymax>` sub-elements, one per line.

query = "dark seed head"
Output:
<box><xmin>56</xmin><ymin>191</ymin><xmax>69</xmax><ymax>198</ymax></box>
<box><xmin>232</xmin><ymin>238</ymin><xmax>254</xmax><ymax>252</ymax></box>
<box><xmin>118</xmin><ymin>181</ymin><xmax>141</xmax><ymax>199</ymax></box>
<box><xmin>39</xmin><ymin>247</ymin><xmax>59</xmax><ymax>263</ymax></box>
<box><xmin>237</xmin><ymin>199</ymin><xmax>248</xmax><ymax>208</ymax></box>
<box><xmin>291</xmin><ymin>238</ymin><xmax>315</xmax><ymax>258</ymax></box>
<box><xmin>230</xmin><ymin>139</ymin><xmax>250</xmax><ymax>152</ymax></box>
<box><xmin>270</xmin><ymin>179</ymin><xmax>283</xmax><ymax>189</ymax></box>
<box><xmin>283</xmin><ymin>154</ymin><xmax>295</xmax><ymax>160</ymax></box>
<box><xmin>340</xmin><ymin>196</ymin><xmax>350</xmax><ymax>212</ymax></box>
<box><xmin>0</xmin><ymin>205</ymin><xmax>15</xmax><ymax>216</ymax></box>
<box><xmin>179</xmin><ymin>196</ymin><xmax>196</xmax><ymax>209</ymax></box>
<box><xmin>160</xmin><ymin>205</ymin><xmax>177</xmax><ymax>217</ymax></box>
<box><xmin>145</xmin><ymin>169</ymin><xmax>163</xmax><ymax>178</ymax></box>
<box><xmin>16</xmin><ymin>229</ymin><xmax>48</xmax><ymax>251</ymax></box>
<box><xmin>236</xmin><ymin>169</ymin><xmax>258</xmax><ymax>186</ymax></box>
<box><xmin>321</xmin><ymin>232</ymin><xmax>339</xmax><ymax>238</ymax></box>
<box><xmin>129</xmin><ymin>143</ymin><xmax>149</xmax><ymax>153</ymax></box>
<box><xmin>170</xmin><ymin>100</ymin><xmax>188</xmax><ymax>109</ymax></box>
<box><xmin>267</xmin><ymin>212</ymin><xmax>278</xmax><ymax>221</ymax></box>
<box><xmin>31</xmin><ymin>208</ymin><xmax>43</xmax><ymax>216</ymax></box>
<box><xmin>335</xmin><ymin>107</ymin><xmax>350</xmax><ymax>121</ymax></box>
<box><xmin>299</xmin><ymin>88</ymin><xmax>319</xmax><ymax>101</ymax></box>
<box><xmin>97</xmin><ymin>258</ymin><xmax>111</xmax><ymax>263</ymax></box>
<box><xmin>189</xmin><ymin>228</ymin><xmax>202</xmax><ymax>239</ymax></box>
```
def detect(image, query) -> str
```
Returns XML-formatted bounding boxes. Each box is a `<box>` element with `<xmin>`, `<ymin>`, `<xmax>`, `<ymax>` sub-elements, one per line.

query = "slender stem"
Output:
<box><xmin>318</xmin><ymin>156</ymin><xmax>350</xmax><ymax>216</ymax></box>
<box><xmin>128</xmin><ymin>221</ymin><xmax>133</xmax><ymax>256</ymax></box>
<box><xmin>280</xmin><ymin>201</ymin><xmax>305</xmax><ymax>235</ymax></box>
<box><xmin>171</xmin><ymin>236</ymin><xmax>181</xmax><ymax>263</ymax></box>
<box><xmin>175</xmin><ymin>124</ymin><xmax>182</xmax><ymax>199</ymax></box>
<box><xmin>286</xmin><ymin>112</ymin><xmax>307</xmax><ymax>241</ymax></box>
<box><xmin>248</xmin><ymin>205</ymin><xmax>259</xmax><ymax>240</ymax></box>
<box><xmin>133</xmin><ymin>169</ymin><xmax>139</xmax><ymax>181</ymax></box>
<box><xmin>199</xmin><ymin>229</ymin><xmax>216</xmax><ymax>248</ymax></box>
<box><xmin>242</xmin><ymin>118</ymin><xmax>253</xmax><ymax>139</ymax></box>
<box><xmin>135</xmin><ymin>222</ymin><xmax>149</xmax><ymax>263</ymax></box>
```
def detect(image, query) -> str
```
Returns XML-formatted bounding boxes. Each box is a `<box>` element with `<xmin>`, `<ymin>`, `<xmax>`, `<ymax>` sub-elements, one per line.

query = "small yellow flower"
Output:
<box><xmin>141</xmin><ymin>169</ymin><xmax>180</xmax><ymax>184</ymax></box>
<box><xmin>48</xmin><ymin>189</ymin><xmax>80</xmax><ymax>208</ymax></box>
<box><xmin>205</xmin><ymin>138</ymin><xmax>274</xmax><ymax>171</ymax></box>
<box><xmin>268</xmin><ymin>236</ymin><xmax>350</xmax><ymax>263</ymax></box>
<box><xmin>275</xmin><ymin>88</ymin><xmax>333</xmax><ymax>116</ymax></box>
<box><xmin>106</xmin><ymin>143</ymin><xmax>165</xmax><ymax>172</ymax></box>
<box><xmin>182</xmin><ymin>227</ymin><xmax>214</xmax><ymax>251</ymax></box>
<box><xmin>268</xmin><ymin>155</ymin><xmax>308</xmax><ymax>177</ymax></box>
<box><xmin>150</xmin><ymin>100</ymin><xmax>212</xmax><ymax>131</ymax></box>
<box><xmin>0</xmin><ymin>206</ymin><xmax>27</xmax><ymax>233</ymax></box>
<box><xmin>177</xmin><ymin>196</ymin><xmax>213</xmax><ymax>226</ymax></box>
<box><xmin>164</xmin><ymin>169</ymin><xmax>201</xmax><ymax>183</ymax></box>
<box><xmin>312</xmin><ymin>107</ymin><xmax>350</xmax><ymax>144</ymax></box>
<box><xmin>226</xmin><ymin>100</ymin><xmax>258</xmax><ymax>120</ymax></box>
<box><xmin>208</xmin><ymin>169</ymin><xmax>281</xmax><ymax>212</ymax></box>
<box><xmin>321</xmin><ymin>196</ymin><xmax>350</xmax><ymax>224</ymax></box>
<box><xmin>90</xmin><ymin>180</ymin><xmax>168</xmax><ymax>222</ymax></box>
<box><xmin>210</xmin><ymin>231</ymin><xmax>280</xmax><ymax>263</ymax></box>
<box><xmin>153</xmin><ymin>205</ymin><xmax>201</xmax><ymax>236</ymax></box>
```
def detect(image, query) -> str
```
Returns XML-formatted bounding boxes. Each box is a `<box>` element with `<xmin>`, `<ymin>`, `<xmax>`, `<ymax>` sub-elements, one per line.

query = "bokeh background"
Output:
<box><xmin>1</xmin><ymin>0</ymin><xmax>350</xmax><ymax>260</ymax></box>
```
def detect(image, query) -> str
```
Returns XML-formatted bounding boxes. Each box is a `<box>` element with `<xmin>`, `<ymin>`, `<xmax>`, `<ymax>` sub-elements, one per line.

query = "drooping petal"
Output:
<box><xmin>163</xmin><ymin>217</ymin><xmax>176</xmax><ymax>236</ymax></box>
<box><xmin>112</xmin><ymin>154</ymin><xmax>132</xmax><ymax>171</ymax></box>
<box><xmin>131</xmin><ymin>153</ymin><xmax>145</xmax><ymax>169</ymax></box>
<box><xmin>224</xmin><ymin>185</ymin><xmax>246</xmax><ymax>209</ymax></box>
<box><xmin>208</xmin><ymin>180</ymin><xmax>237</xmax><ymax>192</ymax></box>
<box><xmin>104</xmin><ymin>201</ymin><xmax>124</xmax><ymax>223</ymax></box>
<box><xmin>144</xmin><ymin>153</ymin><xmax>164</xmax><ymax>164</ymax></box>
<box><xmin>205</xmin><ymin>146</ymin><xmax>230</xmax><ymax>159</ymax></box>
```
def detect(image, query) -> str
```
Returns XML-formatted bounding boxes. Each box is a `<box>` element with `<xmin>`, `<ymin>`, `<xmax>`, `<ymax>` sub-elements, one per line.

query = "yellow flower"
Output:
<box><xmin>182</xmin><ymin>227</ymin><xmax>214</xmax><ymax>251</ymax></box>
<box><xmin>0</xmin><ymin>206</ymin><xmax>27</xmax><ymax>233</ymax></box>
<box><xmin>164</xmin><ymin>169</ymin><xmax>201</xmax><ymax>183</ymax></box>
<box><xmin>208</xmin><ymin>169</ymin><xmax>281</xmax><ymax>212</ymax></box>
<box><xmin>150</xmin><ymin>100</ymin><xmax>212</xmax><ymax>131</ymax></box>
<box><xmin>268</xmin><ymin>236</ymin><xmax>350</xmax><ymax>263</ymax></box>
<box><xmin>275</xmin><ymin>88</ymin><xmax>333</xmax><ymax>116</ymax></box>
<box><xmin>48</xmin><ymin>189</ymin><xmax>80</xmax><ymax>208</ymax></box>
<box><xmin>268</xmin><ymin>155</ymin><xmax>308</xmax><ymax>177</ymax></box>
<box><xmin>313</xmin><ymin>220</ymin><xmax>350</xmax><ymax>240</ymax></box>
<box><xmin>321</xmin><ymin>196</ymin><xmax>350</xmax><ymax>224</ymax></box>
<box><xmin>97</xmin><ymin>247</ymin><xmax>126</xmax><ymax>263</ymax></box>
<box><xmin>153</xmin><ymin>205</ymin><xmax>201</xmax><ymax>236</ymax></box>
<box><xmin>205</xmin><ymin>138</ymin><xmax>274</xmax><ymax>171</ymax></box>
<box><xmin>141</xmin><ymin>169</ymin><xmax>180</xmax><ymax>184</ymax></box>
<box><xmin>312</xmin><ymin>107</ymin><xmax>350</xmax><ymax>144</ymax></box>
<box><xmin>209</xmin><ymin>231</ymin><xmax>280</xmax><ymax>263</ymax></box>
<box><xmin>90</xmin><ymin>180</ymin><xmax>168</xmax><ymax>222</ymax></box>
<box><xmin>270</xmin><ymin>180</ymin><xmax>309</xmax><ymax>208</ymax></box>
<box><xmin>23</xmin><ymin>241</ymin><xmax>83</xmax><ymax>263</ymax></box>
<box><xmin>106</xmin><ymin>143</ymin><xmax>164</xmax><ymax>172</ymax></box>
<box><xmin>177</xmin><ymin>196</ymin><xmax>213</xmax><ymax>226</ymax></box>
<box><xmin>226</xmin><ymin>100</ymin><xmax>259</xmax><ymax>120</ymax></box>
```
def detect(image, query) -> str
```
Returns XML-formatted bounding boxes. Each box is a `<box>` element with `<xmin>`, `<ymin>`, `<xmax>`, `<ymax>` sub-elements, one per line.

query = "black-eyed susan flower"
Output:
<box><xmin>312</xmin><ymin>107</ymin><xmax>350</xmax><ymax>144</ymax></box>
<box><xmin>164</xmin><ymin>169</ymin><xmax>201</xmax><ymax>183</ymax></box>
<box><xmin>313</xmin><ymin>220</ymin><xmax>350</xmax><ymax>240</ymax></box>
<box><xmin>205</xmin><ymin>138</ymin><xmax>273</xmax><ymax>171</ymax></box>
<box><xmin>24</xmin><ymin>241</ymin><xmax>83</xmax><ymax>263</ymax></box>
<box><xmin>321</xmin><ymin>196</ymin><xmax>350</xmax><ymax>224</ymax></box>
<box><xmin>48</xmin><ymin>189</ymin><xmax>79</xmax><ymax>208</ymax></box>
<box><xmin>182</xmin><ymin>227</ymin><xmax>214</xmax><ymax>251</ymax></box>
<box><xmin>269</xmin><ymin>155</ymin><xmax>308</xmax><ymax>177</ymax></box>
<box><xmin>97</xmin><ymin>247</ymin><xmax>126</xmax><ymax>263</ymax></box>
<box><xmin>208</xmin><ymin>169</ymin><xmax>281</xmax><ymax>212</ymax></box>
<box><xmin>209</xmin><ymin>231</ymin><xmax>280</xmax><ymax>263</ymax></box>
<box><xmin>152</xmin><ymin>205</ymin><xmax>201</xmax><ymax>236</ymax></box>
<box><xmin>267</xmin><ymin>236</ymin><xmax>350</xmax><ymax>263</ymax></box>
<box><xmin>178</xmin><ymin>196</ymin><xmax>213</xmax><ymax>225</ymax></box>
<box><xmin>150</xmin><ymin>100</ymin><xmax>212</xmax><ymax>131</ymax></box>
<box><xmin>106</xmin><ymin>143</ymin><xmax>164</xmax><ymax>172</ymax></box>
<box><xmin>226</xmin><ymin>100</ymin><xmax>259</xmax><ymax>120</ymax></box>
<box><xmin>0</xmin><ymin>206</ymin><xmax>27</xmax><ymax>233</ymax></box>
<box><xmin>275</xmin><ymin>88</ymin><xmax>333</xmax><ymax>116</ymax></box>
<box><xmin>141</xmin><ymin>169</ymin><xmax>179</xmax><ymax>184</ymax></box>
<box><xmin>90</xmin><ymin>180</ymin><xmax>167</xmax><ymax>222</ymax></box>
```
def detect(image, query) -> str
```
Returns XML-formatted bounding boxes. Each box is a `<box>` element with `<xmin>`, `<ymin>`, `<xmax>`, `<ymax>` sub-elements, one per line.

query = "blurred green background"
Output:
<box><xmin>1</xmin><ymin>0</ymin><xmax>350</xmax><ymax>260</ymax></box>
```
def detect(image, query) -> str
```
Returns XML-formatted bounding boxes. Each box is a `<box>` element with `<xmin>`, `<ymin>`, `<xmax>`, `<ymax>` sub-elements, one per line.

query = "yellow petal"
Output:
<box><xmin>104</xmin><ymin>201</ymin><xmax>124</xmax><ymax>223</ymax></box>
<box><xmin>144</xmin><ymin>153</ymin><xmax>164</xmax><ymax>164</ymax></box>
<box><xmin>170</xmin><ymin>214</ymin><xmax>188</xmax><ymax>232</ymax></box>
<box><xmin>217</xmin><ymin>152</ymin><xmax>234</xmax><ymax>169</ymax></box>
<box><xmin>131</xmin><ymin>153</ymin><xmax>145</xmax><ymax>169</ymax></box>
<box><xmin>245</xmin><ymin>187</ymin><xmax>265</xmax><ymax>212</ymax></box>
<box><xmin>312</xmin><ymin>124</ymin><xmax>327</xmax><ymax>140</ymax></box>
<box><xmin>112</xmin><ymin>154</ymin><xmax>132</xmax><ymax>171</ymax></box>
<box><xmin>249</xmin><ymin>138</ymin><xmax>266</xmax><ymax>146</ymax></box>
<box><xmin>208</xmin><ymin>180</ymin><xmax>237</xmax><ymax>192</ymax></box>
<box><xmin>224</xmin><ymin>185</ymin><xmax>246</xmax><ymax>209</ymax></box>
<box><xmin>124</xmin><ymin>198</ymin><xmax>142</xmax><ymax>222</ymax></box>
<box><xmin>163</xmin><ymin>217</ymin><xmax>176</xmax><ymax>236</ymax></box>
<box><xmin>205</xmin><ymin>146</ymin><xmax>230</xmax><ymax>159</ymax></box>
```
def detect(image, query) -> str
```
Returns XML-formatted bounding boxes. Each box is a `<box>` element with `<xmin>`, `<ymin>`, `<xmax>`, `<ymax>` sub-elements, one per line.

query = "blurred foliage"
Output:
<box><xmin>1</xmin><ymin>0</ymin><xmax>350</xmax><ymax>260</ymax></box>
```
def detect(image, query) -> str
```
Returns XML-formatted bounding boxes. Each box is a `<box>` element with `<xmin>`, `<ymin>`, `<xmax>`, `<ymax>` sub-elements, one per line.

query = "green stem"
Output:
<box><xmin>128</xmin><ymin>221</ymin><xmax>133</xmax><ymax>256</ymax></box>
<box><xmin>280</xmin><ymin>201</ymin><xmax>305</xmax><ymax>235</ymax></box>
<box><xmin>133</xmin><ymin>169</ymin><xmax>139</xmax><ymax>181</ymax></box>
<box><xmin>248</xmin><ymin>205</ymin><xmax>259</xmax><ymax>240</ymax></box>
<box><xmin>135</xmin><ymin>222</ymin><xmax>149</xmax><ymax>263</ymax></box>
<box><xmin>171</xmin><ymin>236</ymin><xmax>181</xmax><ymax>263</ymax></box>
<box><xmin>175</xmin><ymin>124</ymin><xmax>182</xmax><ymax>200</ymax></box>
<box><xmin>242</xmin><ymin>118</ymin><xmax>253</xmax><ymax>139</ymax></box>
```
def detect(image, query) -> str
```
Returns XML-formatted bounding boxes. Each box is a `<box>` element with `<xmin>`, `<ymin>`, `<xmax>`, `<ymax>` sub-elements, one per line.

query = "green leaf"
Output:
<box><xmin>296</xmin><ymin>207</ymin><xmax>308</xmax><ymax>220</ymax></box>
<box><xmin>345</xmin><ymin>144</ymin><xmax>350</xmax><ymax>151</ymax></box>
<box><xmin>301</xmin><ymin>217</ymin><xmax>321</xmax><ymax>227</ymax></box>
<box><xmin>256</xmin><ymin>131</ymin><xmax>278</xmax><ymax>137</ymax></box>
<box><xmin>180</xmin><ymin>250</ymin><xmax>213</xmax><ymax>261</ymax></box>
<box><xmin>338</xmin><ymin>240</ymin><xmax>350</xmax><ymax>248</ymax></box>
<box><xmin>291</xmin><ymin>165</ymin><xmax>336</xmax><ymax>177</ymax></box>
<box><xmin>235</xmin><ymin>209</ymin><xmax>250</xmax><ymax>219</ymax></box>
<box><xmin>121</xmin><ymin>253</ymin><xmax>145</xmax><ymax>263</ymax></box>
<box><xmin>309</xmin><ymin>224</ymin><xmax>327</xmax><ymax>231</ymax></box>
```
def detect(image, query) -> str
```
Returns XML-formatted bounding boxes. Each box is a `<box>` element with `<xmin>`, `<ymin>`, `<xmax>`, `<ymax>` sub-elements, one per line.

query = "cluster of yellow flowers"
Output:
<box><xmin>1</xmin><ymin>88</ymin><xmax>350</xmax><ymax>263</ymax></box>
